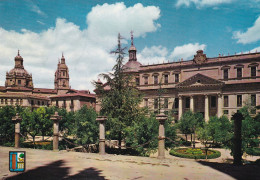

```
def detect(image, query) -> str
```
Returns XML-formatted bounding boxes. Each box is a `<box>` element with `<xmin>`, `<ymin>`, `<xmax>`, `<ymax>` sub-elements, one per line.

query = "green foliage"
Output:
<box><xmin>73</xmin><ymin>105</ymin><xmax>98</xmax><ymax>145</ymax></box>
<box><xmin>196</xmin><ymin>125</ymin><xmax>212</xmax><ymax>149</ymax></box>
<box><xmin>246</xmin><ymin>147</ymin><xmax>260</xmax><ymax>156</ymax></box>
<box><xmin>170</xmin><ymin>148</ymin><xmax>221</xmax><ymax>159</ymax></box>
<box><xmin>0</xmin><ymin>106</ymin><xmax>16</xmax><ymax>144</ymax></box>
<box><xmin>208</xmin><ymin>116</ymin><xmax>232</xmax><ymax>146</ymax></box>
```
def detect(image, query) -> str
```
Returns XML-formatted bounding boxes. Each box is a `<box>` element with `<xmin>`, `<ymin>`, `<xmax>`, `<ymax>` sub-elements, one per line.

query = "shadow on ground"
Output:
<box><xmin>6</xmin><ymin>160</ymin><xmax>106</xmax><ymax>180</ymax></box>
<box><xmin>197</xmin><ymin>161</ymin><xmax>260</xmax><ymax>180</ymax></box>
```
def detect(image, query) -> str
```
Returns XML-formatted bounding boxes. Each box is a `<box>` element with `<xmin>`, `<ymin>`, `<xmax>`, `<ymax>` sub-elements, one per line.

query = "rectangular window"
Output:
<box><xmin>185</xmin><ymin>97</ymin><xmax>190</xmax><ymax>109</ymax></box>
<box><xmin>223</xmin><ymin>110</ymin><xmax>229</xmax><ymax>115</ymax></box>
<box><xmin>251</xmin><ymin>94</ymin><xmax>256</xmax><ymax>106</ymax></box>
<box><xmin>31</xmin><ymin>100</ymin><xmax>34</xmax><ymax>105</ymax></box>
<box><xmin>18</xmin><ymin>80</ymin><xmax>21</xmax><ymax>85</ymax></box>
<box><xmin>211</xmin><ymin>96</ymin><xmax>216</xmax><ymax>108</ymax></box>
<box><xmin>251</xmin><ymin>66</ymin><xmax>256</xmax><ymax>77</ymax></box>
<box><xmin>154</xmin><ymin>76</ymin><xmax>158</xmax><ymax>85</ymax></box>
<box><xmin>224</xmin><ymin>96</ymin><xmax>229</xmax><ymax>107</ymax></box>
<box><xmin>56</xmin><ymin>100</ymin><xmax>58</xmax><ymax>107</ymax></box>
<box><xmin>175</xmin><ymin>74</ymin><xmax>179</xmax><ymax>83</ymax></box>
<box><xmin>164</xmin><ymin>98</ymin><xmax>168</xmax><ymax>109</ymax></box>
<box><xmin>154</xmin><ymin>98</ymin><xmax>158</xmax><ymax>109</ymax></box>
<box><xmin>174</xmin><ymin>98</ymin><xmax>179</xmax><ymax>109</ymax></box>
<box><xmin>224</xmin><ymin>69</ymin><xmax>228</xmax><ymax>80</ymax></box>
<box><xmin>144</xmin><ymin>98</ymin><xmax>148</xmax><ymax>107</ymax></box>
<box><xmin>10</xmin><ymin>99</ymin><xmax>13</xmax><ymax>105</ymax></box>
<box><xmin>164</xmin><ymin>75</ymin><xmax>168</xmax><ymax>84</ymax></box>
<box><xmin>135</xmin><ymin>78</ymin><xmax>139</xmax><ymax>86</ymax></box>
<box><xmin>144</xmin><ymin>77</ymin><xmax>148</xmax><ymax>85</ymax></box>
<box><xmin>237</xmin><ymin>95</ymin><xmax>242</xmax><ymax>107</ymax></box>
<box><xmin>237</xmin><ymin>68</ymin><xmax>242</xmax><ymax>79</ymax></box>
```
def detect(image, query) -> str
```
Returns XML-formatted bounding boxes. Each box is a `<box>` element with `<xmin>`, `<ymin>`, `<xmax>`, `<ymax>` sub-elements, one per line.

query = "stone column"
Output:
<box><xmin>178</xmin><ymin>96</ymin><xmax>183</xmax><ymax>120</ymax></box>
<box><xmin>156</xmin><ymin>111</ymin><xmax>167</xmax><ymax>159</ymax></box>
<box><xmin>96</xmin><ymin>116</ymin><xmax>107</xmax><ymax>155</ymax></box>
<box><xmin>190</xmin><ymin>95</ymin><xmax>194</xmax><ymax>112</ymax></box>
<box><xmin>205</xmin><ymin>95</ymin><xmax>209</xmax><ymax>122</ymax></box>
<box><xmin>12</xmin><ymin>113</ymin><xmax>22</xmax><ymax>148</ymax></box>
<box><xmin>51</xmin><ymin>112</ymin><xmax>61</xmax><ymax>152</ymax></box>
<box><xmin>232</xmin><ymin>112</ymin><xmax>244</xmax><ymax>165</ymax></box>
<box><xmin>217</xmin><ymin>94</ymin><xmax>223</xmax><ymax>117</ymax></box>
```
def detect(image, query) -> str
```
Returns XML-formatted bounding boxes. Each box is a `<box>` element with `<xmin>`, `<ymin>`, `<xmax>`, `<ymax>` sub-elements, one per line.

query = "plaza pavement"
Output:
<box><xmin>0</xmin><ymin>146</ymin><xmax>259</xmax><ymax>180</ymax></box>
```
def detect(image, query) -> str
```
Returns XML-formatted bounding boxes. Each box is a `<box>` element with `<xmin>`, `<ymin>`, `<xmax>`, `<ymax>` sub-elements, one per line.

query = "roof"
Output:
<box><xmin>123</xmin><ymin>60</ymin><xmax>142</xmax><ymax>72</ymax></box>
<box><xmin>33</xmin><ymin>88</ymin><xmax>57</xmax><ymax>94</ymax></box>
<box><xmin>0</xmin><ymin>86</ymin><xmax>6</xmax><ymax>92</ymax></box>
<box><xmin>140</xmin><ymin>52</ymin><xmax>260</xmax><ymax>72</ymax></box>
<box><xmin>50</xmin><ymin>92</ymin><xmax>96</xmax><ymax>99</ymax></box>
<box><xmin>6</xmin><ymin>86</ymin><xmax>33</xmax><ymax>92</ymax></box>
<box><xmin>0</xmin><ymin>93</ymin><xmax>50</xmax><ymax>100</ymax></box>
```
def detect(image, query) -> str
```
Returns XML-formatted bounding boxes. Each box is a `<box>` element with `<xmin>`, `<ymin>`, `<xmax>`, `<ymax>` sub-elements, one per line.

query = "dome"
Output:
<box><xmin>129</xmin><ymin>45</ymin><xmax>136</xmax><ymax>51</ymax></box>
<box><xmin>123</xmin><ymin>60</ymin><xmax>142</xmax><ymax>72</ymax></box>
<box><xmin>9</xmin><ymin>68</ymin><xmax>29</xmax><ymax>76</ymax></box>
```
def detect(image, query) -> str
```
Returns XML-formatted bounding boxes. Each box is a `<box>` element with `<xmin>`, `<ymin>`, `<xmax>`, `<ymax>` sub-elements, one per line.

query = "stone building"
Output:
<box><xmin>96</xmin><ymin>34</ymin><xmax>260</xmax><ymax>121</ymax></box>
<box><xmin>0</xmin><ymin>51</ymin><xmax>95</xmax><ymax>111</ymax></box>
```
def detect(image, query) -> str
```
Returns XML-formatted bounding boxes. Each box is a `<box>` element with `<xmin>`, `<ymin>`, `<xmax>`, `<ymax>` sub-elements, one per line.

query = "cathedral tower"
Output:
<box><xmin>128</xmin><ymin>31</ymin><xmax>137</xmax><ymax>61</ymax></box>
<box><xmin>54</xmin><ymin>53</ymin><xmax>70</xmax><ymax>95</ymax></box>
<box><xmin>5</xmin><ymin>51</ymin><xmax>33</xmax><ymax>89</ymax></box>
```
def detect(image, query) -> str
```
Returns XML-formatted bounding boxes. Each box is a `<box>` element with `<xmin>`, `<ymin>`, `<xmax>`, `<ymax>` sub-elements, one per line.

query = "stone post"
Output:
<box><xmin>205</xmin><ymin>95</ymin><xmax>209</xmax><ymax>122</ymax></box>
<box><xmin>217</xmin><ymin>94</ymin><xmax>223</xmax><ymax>118</ymax></box>
<box><xmin>190</xmin><ymin>95</ymin><xmax>194</xmax><ymax>112</ymax></box>
<box><xmin>178</xmin><ymin>96</ymin><xmax>183</xmax><ymax>121</ymax></box>
<box><xmin>156</xmin><ymin>111</ymin><xmax>167</xmax><ymax>159</ymax></box>
<box><xmin>96</xmin><ymin>116</ymin><xmax>107</xmax><ymax>155</ymax></box>
<box><xmin>232</xmin><ymin>112</ymin><xmax>244</xmax><ymax>165</ymax></box>
<box><xmin>12</xmin><ymin>113</ymin><xmax>22</xmax><ymax>148</ymax></box>
<box><xmin>50</xmin><ymin>112</ymin><xmax>61</xmax><ymax>152</ymax></box>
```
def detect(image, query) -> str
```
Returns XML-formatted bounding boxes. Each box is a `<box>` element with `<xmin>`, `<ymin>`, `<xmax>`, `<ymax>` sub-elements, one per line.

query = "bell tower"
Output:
<box><xmin>128</xmin><ymin>31</ymin><xmax>137</xmax><ymax>61</ymax></box>
<box><xmin>54</xmin><ymin>53</ymin><xmax>70</xmax><ymax>95</ymax></box>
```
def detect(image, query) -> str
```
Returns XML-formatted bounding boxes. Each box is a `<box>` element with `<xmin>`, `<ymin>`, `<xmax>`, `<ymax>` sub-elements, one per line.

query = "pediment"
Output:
<box><xmin>176</xmin><ymin>73</ymin><xmax>224</xmax><ymax>88</ymax></box>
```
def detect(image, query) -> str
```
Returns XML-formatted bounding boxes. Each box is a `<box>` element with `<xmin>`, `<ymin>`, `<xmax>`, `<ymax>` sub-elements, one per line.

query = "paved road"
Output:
<box><xmin>0</xmin><ymin>146</ymin><xmax>259</xmax><ymax>180</ymax></box>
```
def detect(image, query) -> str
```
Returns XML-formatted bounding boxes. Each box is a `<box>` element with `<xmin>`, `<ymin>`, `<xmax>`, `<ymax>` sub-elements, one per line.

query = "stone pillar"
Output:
<box><xmin>96</xmin><ymin>116</ymin><xmax>107</xmax><ymax>155</ymax></box>
<box><xmin>190</xmin><ymin>95</ymin><xmax>194</xmax><ymax>112</ymax></box>
<box><xmin>12</xmin><ymin>113</ymin><xmax>22</xmax><ymax>148</ymax></box>
<box><xmin>178</xmin><ymin>96</ymin><xmax>183</xmax><ymax>120</ymax></box>
<box><xmin>156</xmin><ymin>111</ymin><xmax>167</xmax><ymax>159</ymax></box>
<box><xmin>51</xmin><ymin>112</ymin><xmax>61</xmax><ymax>152</ymax></box>
<box><xmin>217</xmin><ymin>94</ymin><xmax>223</xmax><ymax>117</ymax></box>
<box><xmin>205</xmin><ymin>95</ymin><xmax>209</xmax><ymax>122</ymax></box>
<box><xmin>232</xmin><ymin>112</ymin><xmax>244</xmax><ymax>165</ymax></box>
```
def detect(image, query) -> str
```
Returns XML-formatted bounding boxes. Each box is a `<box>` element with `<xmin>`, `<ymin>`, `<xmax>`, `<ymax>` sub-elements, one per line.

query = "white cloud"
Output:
<box><xmin>176</xmin><ymin>0</ymin><xmax>233</xmax><ymax>8</ymax></box>
<box><xmin>169</xmin><ymin>43</ymin><xmax>206</xmax><ymax>60</ymax></box>
<box><xmin>138</xmin><ymin>46</ymin><xmax>168</xmax><ymax>65</ymax></box>
<box><xmin>0</xmin><ymin>3</ymin><xmax>160</xmax><ymax>92</ymax></box>
<box><xmin>233</xmin><ymin>16</ymin><xmax>260</xmax><ymax>44</ymax></box>
<box><xmin>26</xmin><ymin>0</ymin><xmax>46</xmax><ymax>16</ymax></box>
<box><xmin>137</xmin><ymin>43</ymin><xmax>206</xmax><ymax>65</ymax></box>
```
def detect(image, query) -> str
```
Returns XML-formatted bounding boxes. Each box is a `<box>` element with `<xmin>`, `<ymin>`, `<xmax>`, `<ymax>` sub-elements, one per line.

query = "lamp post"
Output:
<box><xmin>51</xmin><ymin>112</ymin><xmax>61</xmax><ymax>152</ymax></box>
<box><xmin>96</xmin><ymin>116</ymin><xmax>107</xmax><ymax>155</ymax></box>
<box><xmin>12</xmin><ymin>113</ymin><xmax>22</xmax><ymax>148</ymax></box>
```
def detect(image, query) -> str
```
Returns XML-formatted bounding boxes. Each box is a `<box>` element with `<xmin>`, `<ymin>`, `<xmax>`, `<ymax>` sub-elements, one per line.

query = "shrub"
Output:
<box><xmin>246</xmin><ymin>147</ymin><xmax>260</xmax><ymax>156</ymax></box>
<box><xmin>169</xmin><ymin>148</ymin><xmax>221</xmax><ymax>159</ymax></box>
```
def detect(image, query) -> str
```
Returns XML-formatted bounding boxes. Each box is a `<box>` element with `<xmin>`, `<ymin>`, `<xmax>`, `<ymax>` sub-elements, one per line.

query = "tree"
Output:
<box><xmin>196</xmin><ymin>125</ymin><xmax>212</xmax><ymax>159</ymax></box>
<box><xmin>20</xmin><ymin>108</ymin><xmax>41</xmax><ymax>148</ymax></box>
<box><xmin>0</xmin><ymin>106</ymin><xmax>16</xmax><ymax>145</ymax></box>
<box><xmin>208</xmin><ymin>116</ymin><xmax>232</xmax><ymax>147</ymax></box>
<box><xmin>36</xmin><ymin>107</ymin><xmax>53</xmax><ymax>141</ymax></box>
<box><xmin>95</xmin><ymin>33</ymin><xmax>144</xmax><ymax>149</ymax></box>
<box><xmin>72</xmin><ymin>105</ymin><xmax>99</xmax><ymax>150</ymax></box>
<box><xmin>178</xmin><ymin>111</ymin><xmax>204</xmax><ymax>147</ymax></box>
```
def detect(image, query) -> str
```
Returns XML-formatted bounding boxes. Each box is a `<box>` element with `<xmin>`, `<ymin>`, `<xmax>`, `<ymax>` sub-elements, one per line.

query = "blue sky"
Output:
<box><xmin>0</xmin><ymin>0</ymin><xmax>260</xmax><ymax>91</ymax></box>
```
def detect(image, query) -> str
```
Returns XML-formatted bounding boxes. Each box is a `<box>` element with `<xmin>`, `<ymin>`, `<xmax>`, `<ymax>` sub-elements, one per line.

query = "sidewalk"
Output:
<box><xmin>0</xmin><ymin>146</ymin><xmax>259</xmax><ymax>180</ymax></box>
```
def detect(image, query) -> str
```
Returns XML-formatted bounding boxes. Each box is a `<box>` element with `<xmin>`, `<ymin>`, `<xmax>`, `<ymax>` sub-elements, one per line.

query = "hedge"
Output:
<box><xmin>169</xmin><ymin>148</ymin><xmax>221</xmax><ymax>159</ymax></box>
<box><xmin>246</xmin><ymin>148</ymin><xmax>260</xmax><ymax>156</ymax></box>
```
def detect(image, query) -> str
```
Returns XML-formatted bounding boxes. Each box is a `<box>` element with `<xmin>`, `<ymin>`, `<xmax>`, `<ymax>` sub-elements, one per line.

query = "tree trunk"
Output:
<box><xmin>42</xmin><ymin>135</ymin><xmax>44</xmax><ymax>141</ymax></box>
<box><xmin>118</xmin><ymin>131</ymin><xmax>122</xmax><ymax>150</ymax></box>
<box><xmin>33</xmin><ymin>136</ymin><xmax>36</xmax><ymax>149</ymax></box>
<box><xmin>185</xmin><ymin>134</ymin><xmax>187</xmax><ymax>142</ymax></box>
<box><xmin>190</xmin><ymin>134</ymin><xmax>193</xmax><ymax>147</ymax></box>
<box><xmin>193</xmin><ymin>131</ymin><xmax>196</xmax><ymax>148</ymax></box>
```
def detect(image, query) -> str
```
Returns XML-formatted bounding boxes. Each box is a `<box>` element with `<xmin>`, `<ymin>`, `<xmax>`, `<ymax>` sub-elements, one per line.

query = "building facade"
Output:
<box><xmin>0</xmin><ymin>51</ymin><xmax>95</xmax><ymax>111</ymax></box>
<box><xmin>97</xmin><ymin>35</ymin><xmax>260</xmax><ymax>121</ymax></box>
